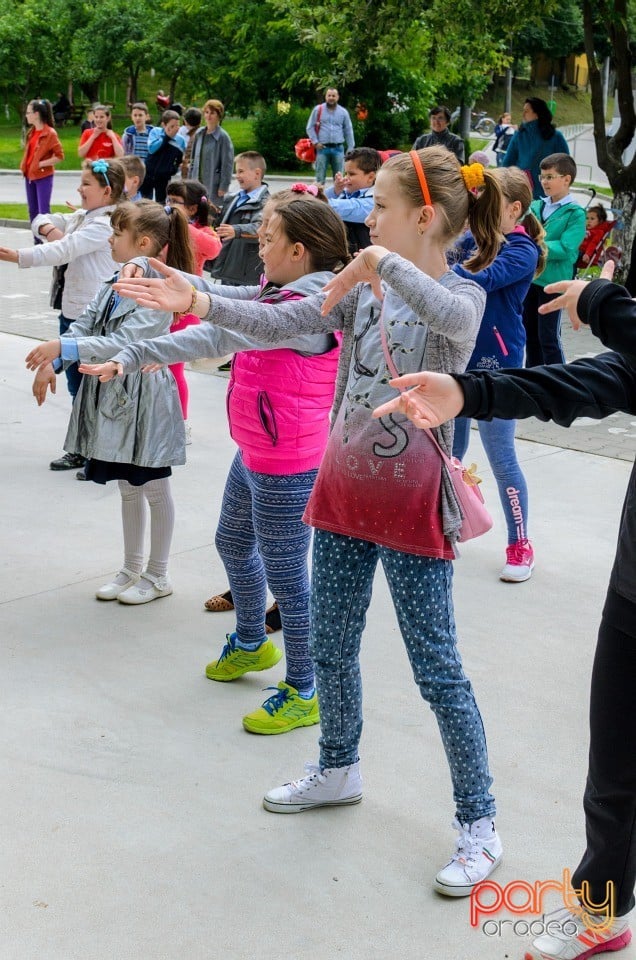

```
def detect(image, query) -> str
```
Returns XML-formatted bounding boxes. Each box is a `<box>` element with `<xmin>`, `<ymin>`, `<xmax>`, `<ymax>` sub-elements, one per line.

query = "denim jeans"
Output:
<box><xmin>215</xmin><ymin>451</ymin><xmax>318</xmax><ymax>692</ymax></box>
<box><xmin>315</xmin><ymin>145</ymin><xmax>344</xmax><ymax>184</ymax></box>
<box><xmin>59</xmin><ymin>314</ymin><xmax>82</xmax><ymax>399</ymax></box>
<box><xmin>309</xmin><ymin>529</ymin><xmax>496</xmax><ymax>823</ymax></box>
<box><xmin>453</xmin><ymin>416</ymin><xmax>529</xmax><ymax>544</ymax></box>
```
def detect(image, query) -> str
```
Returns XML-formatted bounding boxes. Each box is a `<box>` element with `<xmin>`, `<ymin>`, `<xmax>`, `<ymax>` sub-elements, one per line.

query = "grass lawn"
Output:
<box><xmin>0</xmin><ymin>116</ymin><xmax>256</xmax><ymax>172</ymax></box>
<box><xmin>0</xmin><ymin>203</ymin><xmax>69</xmax><ymax>220</ymax></box>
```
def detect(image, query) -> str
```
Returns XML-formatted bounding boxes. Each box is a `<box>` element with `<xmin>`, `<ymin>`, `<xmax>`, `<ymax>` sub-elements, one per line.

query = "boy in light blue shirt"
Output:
<box><xmin>325</xmin><ymin>147</ymin><xmax>381</xmax><ymax>253</ymax></box>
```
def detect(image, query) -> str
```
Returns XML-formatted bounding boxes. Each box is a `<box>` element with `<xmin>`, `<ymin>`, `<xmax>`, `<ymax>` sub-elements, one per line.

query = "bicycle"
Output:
<box><xmin>450</xmin><ymin>107</ymin><xmax>496</xmax><ymax>137</ymax></box>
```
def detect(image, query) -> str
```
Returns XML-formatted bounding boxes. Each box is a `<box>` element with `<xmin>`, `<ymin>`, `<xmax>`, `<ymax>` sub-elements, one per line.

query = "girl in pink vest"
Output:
<box><xmin>84</xmin><ymin>190</ymin><xmax>350</xmax><ymax>735</ymax></box>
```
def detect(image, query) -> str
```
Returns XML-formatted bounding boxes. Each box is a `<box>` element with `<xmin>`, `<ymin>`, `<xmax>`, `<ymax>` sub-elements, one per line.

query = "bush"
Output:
<box><xmin>353</xmin><ymin>107</ymin><xmax>412</xmax><ymax>151</ymax></box>
<box><xmin>253</xmin><ymin>104</ymin><xmax>307</xmax><ymax>172</ymax></box>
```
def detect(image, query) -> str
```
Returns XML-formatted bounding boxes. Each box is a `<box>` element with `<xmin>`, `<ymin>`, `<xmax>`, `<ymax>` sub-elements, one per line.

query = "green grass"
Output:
<box><xmin>0</xmin><ymin>116</ymin><xmax>256</xmax><ymax>171</ymax></box>
<box><xmin>474</xmin><ymin>82</ymin><xmax>612</xmax><ymax>127</ymax></box>
<box><xmin>0</xmin><ymin>203</ymin><xmax>68</xmax><ymax>220</ymax></box>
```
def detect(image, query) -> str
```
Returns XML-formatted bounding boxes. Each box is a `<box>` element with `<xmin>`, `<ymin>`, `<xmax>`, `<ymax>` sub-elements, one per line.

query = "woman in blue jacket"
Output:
<box><xmin>452</xmin><ymin>166</ymin><xmax>545</xmax><ymax>582</ymax></box>
<box><xmin>502</xmin><ymin>98</ymin><xmax>569</xmax><ymax>199</ymax></box>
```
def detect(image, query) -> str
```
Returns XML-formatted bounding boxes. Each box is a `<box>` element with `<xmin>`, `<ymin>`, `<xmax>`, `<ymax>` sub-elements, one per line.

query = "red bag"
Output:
<box><xmin>294</xmin><ymin>138</ymin><xmax>316</xmax><ymax>163</ymax></box>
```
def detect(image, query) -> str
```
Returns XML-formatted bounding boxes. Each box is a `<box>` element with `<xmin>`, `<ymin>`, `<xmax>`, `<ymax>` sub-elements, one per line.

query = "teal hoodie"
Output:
<box><xmin>530</xmin><ymin>197</ymin><xmax>586</xmax><ymax>288</ymax></box>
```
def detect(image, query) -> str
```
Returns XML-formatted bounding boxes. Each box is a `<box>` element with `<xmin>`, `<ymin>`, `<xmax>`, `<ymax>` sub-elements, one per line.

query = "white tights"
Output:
<box><xmin>118</xmin><ymin>478</ymin><xmax>175</xmax><ymax>579</ymax></box>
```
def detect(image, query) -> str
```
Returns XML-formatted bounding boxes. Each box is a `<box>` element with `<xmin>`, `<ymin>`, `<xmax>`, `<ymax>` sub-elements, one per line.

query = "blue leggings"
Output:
<box><xmin>309</xmin><ymin>529</ymin><xmax>496</xmax><ymax>823</ymax></box>
<box><xmin>453</xmin><ymin>416</ymin><xmax>529</xmax><ymax>544</ymax></box>
<box><xmin>215</xmin><ymin>452</ymin><xmax>317</xmax><ymax>692</ymax></box>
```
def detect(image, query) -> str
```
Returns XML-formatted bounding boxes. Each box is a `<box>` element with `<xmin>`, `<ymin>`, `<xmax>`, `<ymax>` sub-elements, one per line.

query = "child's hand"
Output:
<box><xmin>65</xmin><ymin>200</ymin><xmax>78</xmax><ymax>211</ymax></box>
<box><xmin>0</xmin><ymin>246</ymin><xmax>19</xmax><ymax>263</ymax></box>
<box><xmin>333</xmin><ymin>172</ymin><xmax>346</xmax><ymax>195</ymax></box>
<box><xmin>542</xmin><ymin>260</ymin><xmax>615</xmax><ymax>330</ymax></box>
<box><xmin>113</xmin><ymin>258</ymin><xmax>193</xmax><ymax>313</ymax></box>
<box><xmin>120</xmin><ymin>261</ymin><xmax>145</xmax><ymax>279</ymax></box>
<box><xmin>25</xmin><ymin>339</ymin><xmax>61</xmax><ymax>370</ymax></box>
<box><xmin>216</xmin><ymin>224</ymin><xmax>236</xmax><ymax>240</ymax></box>
<box><xmin>32</xmin><ymin>364</ymin><xmax>56</xmax><ymax>406</ymax></box>
<box><xmin>372</xmin><ymin>372</ymin><xmax>464</xmax><ymax>429</ymax></box>
<box><xmin>321</xmin><ymin>246</ymin><xmax>387</xmax><ymax>314</ymax></box>
<box><xmin>78</xmin><ymin>360</ymin><xmax>123</xmax><ymax>382</ymax></box>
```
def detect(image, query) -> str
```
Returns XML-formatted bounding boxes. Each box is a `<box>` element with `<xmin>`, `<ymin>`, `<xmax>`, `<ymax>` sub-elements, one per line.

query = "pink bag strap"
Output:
<box><xmin>377</xmin><ymin>301</ymin><xmax>448</xmax><ymax>463</ymax></box>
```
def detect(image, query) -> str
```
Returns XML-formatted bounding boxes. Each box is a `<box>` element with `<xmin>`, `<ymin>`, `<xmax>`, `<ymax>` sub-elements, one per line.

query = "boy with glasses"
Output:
<box><xmin>522</xmin><ymin>152</ymin><xmax>585</xmax><ymax>366</ymax></box>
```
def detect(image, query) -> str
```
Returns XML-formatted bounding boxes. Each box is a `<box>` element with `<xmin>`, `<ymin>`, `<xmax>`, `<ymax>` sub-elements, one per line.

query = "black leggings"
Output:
<box><xmin>573</xmin><ymin>588</ymin><xmax>636</xmax><ymax>917</ymax></box>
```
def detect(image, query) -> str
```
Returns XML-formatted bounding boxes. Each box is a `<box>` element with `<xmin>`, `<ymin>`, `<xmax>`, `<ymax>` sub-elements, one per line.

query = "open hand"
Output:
<box><xmin>32</xmin><ymin>364</ymin><xmax>56</xmax><ymax>406</ymax></box>
<box><xmin>321</xmin><ymin>246</ymin><xmax>387</xmax><ymax>314</ymax></box>
<box><xmin>372</xmin><ymin>371</ymin><xmax>464</xmax><ymax>429</ymax></box>
<box><xmin>25</xmin><ymin>339</ymin><xmax>61</xmax><ymax>371</ymax></box>
<box><xmin>78</xmin><ymin>360</ymin><xmax>123</xmax><ymax>382</ymax></box>
<box><xmin>542</xmin><ymin>260</ymin><xmax>615</xmax><ymax>330</ymax></box>
<box><xmin>113</xmin><ymin>258</ymin><xmax>192</xmax><ymax>312</ymax></box>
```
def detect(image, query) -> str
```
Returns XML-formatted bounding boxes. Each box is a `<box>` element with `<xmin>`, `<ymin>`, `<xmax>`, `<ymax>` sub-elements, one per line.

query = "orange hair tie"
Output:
<box><xmin>409</xmin><ymin>150</ymin><xmax>432</xmax><ymax>206</ymax></box>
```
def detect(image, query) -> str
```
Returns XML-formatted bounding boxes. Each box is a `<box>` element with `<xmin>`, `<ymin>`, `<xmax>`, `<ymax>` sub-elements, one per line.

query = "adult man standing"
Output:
<box><xmin>306</xmin><ymin>88</ymin><xmax>355</xmax><ymax>185</ymax></box>
<box><xmin>412</xmin><ymin>106</ymin><xmax>465</xmax><ymax>163</ymax></box>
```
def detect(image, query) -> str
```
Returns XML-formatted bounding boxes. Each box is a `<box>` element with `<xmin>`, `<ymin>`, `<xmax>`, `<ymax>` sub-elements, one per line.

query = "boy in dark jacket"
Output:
<box><xmin>140</xmin><ymin>110</ymin><xmax>186</xmax><ymax>204</ymax></box>
<box><xmin>208</xmin><ymin>151</ymin><xmax>269</xmax><ymax>286</ymax></box>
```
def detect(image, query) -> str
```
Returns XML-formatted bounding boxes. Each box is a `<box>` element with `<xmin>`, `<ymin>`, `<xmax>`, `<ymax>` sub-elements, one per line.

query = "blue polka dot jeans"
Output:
<box><xmin>310</xmin><ymin>529</ymin><xmax>496</xmax><ymax>824</ymax></box>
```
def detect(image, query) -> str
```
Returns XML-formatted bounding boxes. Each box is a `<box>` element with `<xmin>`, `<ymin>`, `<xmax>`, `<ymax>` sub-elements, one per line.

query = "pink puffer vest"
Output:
<box><xmin>226</xmin><ymin>288</ymin><xmax>340</xmax><ymax>475</ymax></box>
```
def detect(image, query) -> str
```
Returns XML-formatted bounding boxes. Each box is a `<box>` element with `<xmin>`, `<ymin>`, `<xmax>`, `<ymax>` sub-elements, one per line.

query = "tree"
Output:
<box><xmin>583</xmin><ymin>0</ymin><xmax>636</xmax><ymax>286</ymax></box>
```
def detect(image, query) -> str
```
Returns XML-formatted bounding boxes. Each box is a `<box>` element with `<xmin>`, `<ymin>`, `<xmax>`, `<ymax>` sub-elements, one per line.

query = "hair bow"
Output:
<box><xmin>290</xmin><ymin>182</ymin><xmax>319</xmax><ymax>196</ymax></box>
<box><xmin>91</xmin><ymin>159</ymin><xmax>110</xmax><ymax>187</ymax></box>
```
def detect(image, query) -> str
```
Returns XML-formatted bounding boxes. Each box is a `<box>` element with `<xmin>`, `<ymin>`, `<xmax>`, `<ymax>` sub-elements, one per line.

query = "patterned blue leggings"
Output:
<box><xmin>215</xmin><ymin>452</ymin><xmax>317</xmax><ymax>692</ymax></box>
<box><xmin>310</xmin><ymin>529</ymin><xmax>496</xmax><ymax>823</ymax></box>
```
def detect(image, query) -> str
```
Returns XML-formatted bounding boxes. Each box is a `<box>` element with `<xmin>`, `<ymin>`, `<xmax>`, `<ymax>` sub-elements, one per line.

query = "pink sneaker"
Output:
<box><xmin>500</xmin><ymin>539</ymin><xmax>534</xmax><ymax>583</ymax></box>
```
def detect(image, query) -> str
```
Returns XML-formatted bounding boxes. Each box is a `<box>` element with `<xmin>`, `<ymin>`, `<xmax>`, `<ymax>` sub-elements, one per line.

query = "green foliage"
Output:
<box><xmin>252</xmin><ymin>104</ymin><xmax>305</xmax><ymax>171</ymax></box>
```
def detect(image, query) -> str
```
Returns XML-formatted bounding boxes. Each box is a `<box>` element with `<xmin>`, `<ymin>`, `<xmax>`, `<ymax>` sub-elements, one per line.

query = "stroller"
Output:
<box><xmin>575</xmin><ymin>189</ymin><xmax>622</xmax><ymax>279</ymax></box>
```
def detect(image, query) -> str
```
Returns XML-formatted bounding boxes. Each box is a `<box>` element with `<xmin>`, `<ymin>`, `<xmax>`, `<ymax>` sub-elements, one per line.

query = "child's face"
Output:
<box><xmin>365</xmin><ymin>169</ymin><xmax>424</xmax><ymax>259</ymax></box>
<box><xmin>257</xmin><ymin>210</ymin><xmax>297</xmax><ymax>285</ymax></box>
<box><xmin>124</xmin><ymin>175</ymin><xmax>140</xmax><ymax>197</ymax></box>
<box><xmin>539</xmin><ymin>167</ymin><xmax>571</xmax><ymax>200</ymax></box>
<box><xmin>109</xmin><ymin>223</ymin><xmax>142</xmax><ymax>263</ymax></box>
<box><xmin>167</xmin><ymin>193</ymin><xmax>198</xmax><ymax>218</ymax></box>
<box><xmin>93</xmin><ymin>110</ymin><xmax>109</xmax><ymax>130</ymax></box>
<box><xmin>204</xmin><ymin>107</ymin><xmax>219</xmax><ymax>127</ymax></box>
<box><xmin>163</xmin><ymin>118</ymin><xmax>180</xmax><ymax>138</ymax></box>
<box><xmin>342</xmin><ymin>161</ymin><xmax>375</xmax><ymax>192</ymax></box>
<box><xmin>586</xmin><ymin>211</ymin><xmax>600</xmax><ymax>229</ymax></box>
<box><xmin>235</xmin><ymin>162</ymin><xmax>262</xmax><ymax>192</ymax></box>
<box><xmin>131</xmin><ymin>109</ymin><xmax>148</xmax><ymax>129</ymax></box>
<box><xmin>77</xmin><ymin>170</ymin><xmax>111</xmax><ymax>211</ymax></box>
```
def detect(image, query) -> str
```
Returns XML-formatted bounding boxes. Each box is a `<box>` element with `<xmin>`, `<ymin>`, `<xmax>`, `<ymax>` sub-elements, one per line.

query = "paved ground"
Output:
<box><xmin>2</xmin><ymin>180</ymin><xmax>636</xmax><ymax>959</ymax></box>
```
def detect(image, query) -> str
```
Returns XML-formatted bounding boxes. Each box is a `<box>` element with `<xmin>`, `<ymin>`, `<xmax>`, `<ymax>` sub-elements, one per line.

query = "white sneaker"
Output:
<box><xmin>263</xmin><ymin>761</ymin><xmax>363</xmax><ymax>813</ymax></box>
<box><xmin>434</xmin><ymin>817</ymin><xmax>502</xmax><ymax>897</ymax></box>
<box><xmin>118</xmin><ymin>572</ymin><xmax>173</xmax><ymax>605</ymax></box>
<box><xmin>526</xmin><ymin>906</ymin><xmax>632</xmax><ymax>959</ymax></box>
<box><xmin>184</xmin><ymin>421</ymin><xmax>192</xmax><ymax>445</ymax></box>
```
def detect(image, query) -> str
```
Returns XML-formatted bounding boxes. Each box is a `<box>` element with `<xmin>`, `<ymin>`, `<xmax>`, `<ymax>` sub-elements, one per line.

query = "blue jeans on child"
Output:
<box><xmin>215</xmin><ymin>451</ymin><xmax>317</xmax><ymax>692</ymax></box>
<box><xmin>315</xmin><ymin>145</ymin><xmax>345</xmax><ymax>184</ymax></box>
<box><xmin>309</xmin><ymin>529</ymin><xmax>496</xmax><ymax>824</ymax></box>
<box><xmin>453</xmin><ymin>416</ymin><xmax>529</xmax><ymax>544</ymax></box>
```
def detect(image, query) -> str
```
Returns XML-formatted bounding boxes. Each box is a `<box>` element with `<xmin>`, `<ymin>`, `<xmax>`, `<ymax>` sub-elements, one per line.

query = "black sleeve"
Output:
<box><xmin>455</xmin><ymin>352</ymin><xmax>636</xmax><ymax>425</ymax></box>
<box><xmin>579</xmin><ymin>279</ymin><xmax>636</xmax><ymax>363</ymax></box>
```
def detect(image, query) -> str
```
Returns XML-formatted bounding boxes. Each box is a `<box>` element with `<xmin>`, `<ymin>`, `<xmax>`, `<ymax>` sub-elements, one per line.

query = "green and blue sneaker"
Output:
<box><xmin>242</xmin><ymin>681</ymin><xmax>320</xmax><ymax>735</ymax></box>
<box><xmin>205</xmin><ymin>633</ymin><xmax>283</xmax><ymax>682</ymax></box>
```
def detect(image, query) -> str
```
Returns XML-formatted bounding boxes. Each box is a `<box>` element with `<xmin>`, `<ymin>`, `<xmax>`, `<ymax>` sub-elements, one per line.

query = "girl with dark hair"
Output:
<box><xmin>502</xmin><ymin>97</ymin><xmax>569</xmax><ymax>198</ymax></box>
<box><xmin>20</xmin><ymin>99</ymin><xmax>64</xmax><ymax>223</ymax></box>
<box><xmin>85</xmin><ymin>192</ymin><xmax>350</xmax><ymax>736</ymax></box>
<box><xmin>25</xmin><ymin>200</ymin><xmax>194</xmax><ymax>605</ymax></box>
<box><xmin>78</xmin><ymin>105</ymin><xmax>124</xmax><ymax>161</ymax></box>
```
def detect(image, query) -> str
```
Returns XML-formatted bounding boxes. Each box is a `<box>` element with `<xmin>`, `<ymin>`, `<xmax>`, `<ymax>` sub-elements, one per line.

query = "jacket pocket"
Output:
<box><xmin>100</xmin><ymin>377</ymin><xmax>135</xmax><ymax>423</ymax></box>
<box><xmin>258</xmin><ymin>391</ymin><xmax>278</xmax><ymax>446</ymax></box>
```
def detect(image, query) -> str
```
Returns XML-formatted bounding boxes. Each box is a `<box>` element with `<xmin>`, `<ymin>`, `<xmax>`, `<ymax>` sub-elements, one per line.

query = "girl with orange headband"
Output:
<box><xmin>108</xmin><ymin>146</ymin><xmax>505</xmax><ymax>898</ymax></box>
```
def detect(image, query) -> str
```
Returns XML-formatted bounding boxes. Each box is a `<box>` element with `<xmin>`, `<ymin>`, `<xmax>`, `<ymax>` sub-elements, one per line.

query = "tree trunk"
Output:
<box><xmin>612</xmin><ymin>190</ymin><xmax>636</xmax><ymax>291</ymax></box>
<box><xmin>126</xmin><ymin>65</ymin><xmax>140</xmax><ymax>110</ymax></box>
<box><xmin>169</xmin><ymin>72</ymin><xmax>180</xmax><ymax>104</ymax></box>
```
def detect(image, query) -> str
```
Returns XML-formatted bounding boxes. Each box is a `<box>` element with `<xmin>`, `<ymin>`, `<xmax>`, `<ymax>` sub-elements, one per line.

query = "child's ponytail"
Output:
<box><xmin>462</xmin><ymin>165</ymin><xmax>505</xmax><ymax>272</ymax></box>
<box><xmin>165</xmin><ymin>206</ymin><xmax>195</xmax><ymax>273</ymax></box>
<box><xmin>492</xmin><ymin>166</ymin><xmax>547</xmax><ymax>278</ymax></box>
